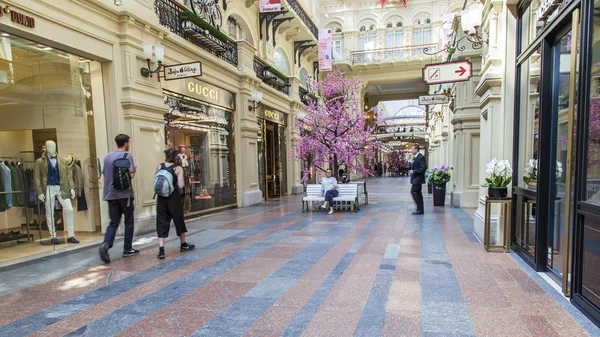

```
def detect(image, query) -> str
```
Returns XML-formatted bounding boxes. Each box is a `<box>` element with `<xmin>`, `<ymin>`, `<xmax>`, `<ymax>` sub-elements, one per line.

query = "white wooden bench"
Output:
<box><xmin>302</xmin><ymin>184</ymin><xmax>360</xmax><ymax>213</ymax></box>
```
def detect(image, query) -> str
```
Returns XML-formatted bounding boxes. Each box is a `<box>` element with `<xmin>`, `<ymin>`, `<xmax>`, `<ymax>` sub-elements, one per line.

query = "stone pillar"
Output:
<box><xmin>450</xmin><ymin>58</ymin><xmax>482</xmax><ymax>208</ymax></box>
<box><xmin>289</xmin><ymin>99</ymin><xmax>305</xmax><ymax>195</ymax></box>
<box><xmin>473</xmin><ymin>4</ymin><xmax>517</xmax><ymax>241</ymax></box>
<box><xmin>237</xmin><ymin>41</ymin><xmax>263</xmax><ymax>207</ymax></box>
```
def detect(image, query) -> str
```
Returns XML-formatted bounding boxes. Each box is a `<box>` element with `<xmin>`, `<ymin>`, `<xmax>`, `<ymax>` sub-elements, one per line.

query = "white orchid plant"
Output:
<box><xmin>523</xmin><ymin>159</ymin><xmax>563</xmax><ymax>183</ymax></box>
<box><xmin>484</xmin><ymin>158</ymin><xmax>513</xmax><ymax>188</ymax></box>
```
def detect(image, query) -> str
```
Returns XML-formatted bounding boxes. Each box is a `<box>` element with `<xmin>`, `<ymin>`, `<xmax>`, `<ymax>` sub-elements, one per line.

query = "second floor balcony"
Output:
<box><xmin>335</xmin><ymin>44</ymin><xmax>441</xmax><ymax>67</ymax></box>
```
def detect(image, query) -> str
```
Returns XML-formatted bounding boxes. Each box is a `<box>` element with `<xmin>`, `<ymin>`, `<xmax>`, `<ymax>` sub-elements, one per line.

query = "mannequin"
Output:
<box><xmin>33</xmin><ymin>140</ymin><xmax>78</xmax><ymax>244</ymax></box>
<box><xmin>177</xmin><ymin>145</ymin><xmax>189</xmax><ymax>168</ymax></box>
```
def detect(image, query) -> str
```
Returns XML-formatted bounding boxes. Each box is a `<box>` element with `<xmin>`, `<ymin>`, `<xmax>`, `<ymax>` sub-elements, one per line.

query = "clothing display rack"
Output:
<box><xmin>0</xmin><ymin>156</ymin><xmax>35</xmax><ymax>243</ymax></box>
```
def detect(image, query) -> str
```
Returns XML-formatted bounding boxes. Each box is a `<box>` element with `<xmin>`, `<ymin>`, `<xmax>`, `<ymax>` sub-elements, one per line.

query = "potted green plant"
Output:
<box><xmin>484</xmin><ymin>158</ymin><xmax>512</xmax><ymax>198</ymax></box>
<box><xmin>428</xmin><ymin>166</ymin><xmax>451</xmax><ymax>206</ymax></box>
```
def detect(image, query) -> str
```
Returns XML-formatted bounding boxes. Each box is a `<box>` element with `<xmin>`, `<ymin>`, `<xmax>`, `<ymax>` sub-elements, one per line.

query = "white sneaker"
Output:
<box><xmin>328</xmin><ymin>209</ymin><xmax>334</xmax><ymax>215</ymax></box>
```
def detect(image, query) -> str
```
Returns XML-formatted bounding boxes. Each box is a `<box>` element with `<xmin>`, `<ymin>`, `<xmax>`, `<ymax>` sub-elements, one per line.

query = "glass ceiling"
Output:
<box><xmin>378</xmin><ymin>99</ymin><xmax>426</xmax><ymax>122</ymax></box>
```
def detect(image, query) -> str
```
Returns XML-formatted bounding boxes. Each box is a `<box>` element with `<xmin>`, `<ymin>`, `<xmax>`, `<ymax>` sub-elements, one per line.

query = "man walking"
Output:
<box><xmin>99</xmin><ymin>134</ymin><xmax>138</xmax><ymax>263</ymax></box>
<box><xmin>408</xmin><ymin>144</ymin><xmax>426</xmax><ymax>215</ymax></box>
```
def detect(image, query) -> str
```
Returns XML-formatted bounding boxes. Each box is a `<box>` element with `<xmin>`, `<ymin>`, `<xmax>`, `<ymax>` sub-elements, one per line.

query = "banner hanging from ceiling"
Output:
<box><xmin>318</xmin><ymin>28</ymin><xmax>333</xmax><ymax>72</ymax></box>
<box><xmin>259</xmin><ymin>0</ymin><xmax>281</xmax><ymax>13</ymax></box>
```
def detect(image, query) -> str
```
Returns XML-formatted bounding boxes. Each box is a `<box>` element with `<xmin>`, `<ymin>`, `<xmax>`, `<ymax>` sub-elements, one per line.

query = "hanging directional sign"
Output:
<box><xmin>422</xmin><ymin>60</ymin><xmax>472</xmax><ymax>85</ymax></box>
<box><xmin>419</xmin><ymin>94</ymin><xmax>449</xmax><ymax>105</ymax></box>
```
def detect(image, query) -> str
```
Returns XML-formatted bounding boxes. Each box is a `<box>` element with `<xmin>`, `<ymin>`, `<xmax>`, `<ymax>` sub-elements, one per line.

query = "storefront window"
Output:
<box><xmin>517</xmin><ymin>51</ymin><xmax>541</xmax><ymax>190</ymax></box>
<box><xmin>164</xmin><ymin>93</ymin><xmax>236</xmax><ymax>215</ymax></box>
<box><xmin>587</xmin><ymin>7</ymin><xmax>600</xmax><ymax>204</ymax></box>
<box><xmin>0</xmin><ymin>32</ymin><xmax>103</xmax><ymax>262</ymax></box>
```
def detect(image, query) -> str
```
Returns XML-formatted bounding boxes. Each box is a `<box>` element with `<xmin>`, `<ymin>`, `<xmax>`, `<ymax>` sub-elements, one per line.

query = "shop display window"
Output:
<box><xmin>0</xmin><ymin>32</ymin><xmax>104</xmax><ymax>262</ymax></box>
<box><xmin>164</xmin><ymin>93</ymin><xmax>236</xmax><ymax>215</ymax></box>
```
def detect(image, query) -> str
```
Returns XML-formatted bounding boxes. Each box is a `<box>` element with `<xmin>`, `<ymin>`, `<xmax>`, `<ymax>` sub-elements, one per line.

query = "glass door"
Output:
<box><xmin>547</xmin><ymin>11</ymin><xmax>580</xmax><ymax>295</ymax></box>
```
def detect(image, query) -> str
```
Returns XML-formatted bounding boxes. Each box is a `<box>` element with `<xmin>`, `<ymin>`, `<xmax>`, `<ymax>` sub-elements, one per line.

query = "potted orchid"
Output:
<box><xmin>484</xmin><ymin>158</ymin><xmax>512</xmax><ymax>198</ymax></box>
<box><xmin>522</xmin><ymin>159</ymin><xmax>563</xmax><ymax>189</ymax></box>
<box><xmin>428</xmin><ymin>165</ymin><xmax>452</xmax><ymax>206</ymax></box>
<box><xmin>523</xmin><ymin>159</ymin><xmax>538</xmax><ymax>188</ymax></box>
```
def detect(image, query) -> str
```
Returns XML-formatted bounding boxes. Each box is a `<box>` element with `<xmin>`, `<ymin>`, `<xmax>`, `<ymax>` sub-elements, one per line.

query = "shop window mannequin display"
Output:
<box><xmin>33</xmin><ymin>140</ymin><xmax>78</xmax><ymax>244</ymax></box>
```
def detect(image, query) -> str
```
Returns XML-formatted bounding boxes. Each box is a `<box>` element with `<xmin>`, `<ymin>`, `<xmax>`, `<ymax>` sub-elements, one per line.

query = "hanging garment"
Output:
<box><xmin>0</xmin><ymin>169</ymin><xmax>5</xmax><ymax>212</ymax></box>
<box><xmin>77</xmin><ymin>188</ymin><xmax>87</xmax><ymax>211</ymax></box>
<box><xmin>8</xmin><ymin>163</ymin><xmax>23</xmax><ymax>206</ymax></box>
<box><xmin>72</xmin><ymin>163</ymin><xmax>85</xmax><ymax>197</ymax></box>
<box><xmin>0</xmin><ymin>162</ymin><xmax>12</xmax><ymax>208</ymax></box>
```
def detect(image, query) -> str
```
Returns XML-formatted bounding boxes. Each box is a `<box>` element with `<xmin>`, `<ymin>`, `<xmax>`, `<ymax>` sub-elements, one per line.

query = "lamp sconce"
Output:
<box><xmin>460</xmin><ymin>0</ymin><xmax>486</xmax><ymax>45</ymax></box>
<box><xmin>141</xmin><ymin>43</ymin><xmax>164</xmax><ymax>79</ymax></box>
<box><xmin>248</xmin><ymin>91</ymin><xmax>263</xmax><ymax>111</ymax></box>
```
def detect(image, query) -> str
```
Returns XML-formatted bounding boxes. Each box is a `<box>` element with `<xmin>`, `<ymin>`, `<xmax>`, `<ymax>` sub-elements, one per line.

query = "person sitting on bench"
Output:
<box><xmin>320</xmin><ymin>169</ymin><xmax>338</xmax><ymax>215</ymax></box>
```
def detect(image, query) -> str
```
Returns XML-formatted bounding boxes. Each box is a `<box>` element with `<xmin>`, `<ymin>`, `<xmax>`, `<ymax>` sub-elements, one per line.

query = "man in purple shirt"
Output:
<box><xmin>99</xmin><ymin>134</ymin><xmax>138</xmax><ymax>263</ymax></box>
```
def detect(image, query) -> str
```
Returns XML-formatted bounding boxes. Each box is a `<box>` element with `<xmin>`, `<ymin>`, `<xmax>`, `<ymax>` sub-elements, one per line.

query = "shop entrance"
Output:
<box><xmin>257</xmin><ymin>118</ymin><xmax>287</xmax><ymax>201</ymax></box>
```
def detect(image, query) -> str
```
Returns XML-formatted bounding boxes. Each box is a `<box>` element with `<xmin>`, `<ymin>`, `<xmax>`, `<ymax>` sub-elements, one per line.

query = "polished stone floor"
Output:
<box><xmin>0</xmin><ymin>178</ymin><xmax>598</xmax><ymax>337</ymax></box>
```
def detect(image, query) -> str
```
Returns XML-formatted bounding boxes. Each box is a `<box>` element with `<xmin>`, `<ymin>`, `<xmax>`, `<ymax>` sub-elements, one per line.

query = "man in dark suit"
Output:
<box><xmin>408</xmin><ymin>144</ymin><xmax>426</xmax><ymax>215</ymax></box>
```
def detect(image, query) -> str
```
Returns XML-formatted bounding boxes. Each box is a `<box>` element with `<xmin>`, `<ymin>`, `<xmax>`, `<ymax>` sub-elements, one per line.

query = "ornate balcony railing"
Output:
<box><xmin>283</xmin><ymin>0</ymin><xmax>318</xmax><ymax>39</ymax></box>
<box><xmin>154</xmin><ymin>0</ymin><xmax>238</xmax><ymax>67</ymax></box>
<box><xmin>254</xmin><ymin>57</ymin><xmax>290</xmax><ymax>95</ymax></box>
<box><xmin>348</xmin><ymin>44</ymin><xmax>439</xmax><ymax>65</ymax></box>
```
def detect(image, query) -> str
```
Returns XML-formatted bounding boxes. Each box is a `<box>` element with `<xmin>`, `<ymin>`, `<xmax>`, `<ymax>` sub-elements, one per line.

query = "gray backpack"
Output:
<box><xmin>153</xmin><ymin>164</ymin><xmax>176</xmax><ymax>198</ymax></box>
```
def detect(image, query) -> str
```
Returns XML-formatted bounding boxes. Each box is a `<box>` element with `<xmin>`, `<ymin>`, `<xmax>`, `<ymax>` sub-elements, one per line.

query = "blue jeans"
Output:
<box><xmin>324</xmin><ymin>189</ymin><xmax>339</xmax><ymax>207</ymax></box>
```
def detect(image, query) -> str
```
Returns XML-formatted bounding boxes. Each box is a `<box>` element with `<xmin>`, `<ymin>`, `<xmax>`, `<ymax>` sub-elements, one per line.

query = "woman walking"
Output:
<box><xmin>320</xmin><ymin>169</ymin><xmax>338</xmax><ymax>215</ymax></box>
<box><xmin>155</xmin><ymin>148</ymin><xmax>195</xmax><ymax>259</ymax></box>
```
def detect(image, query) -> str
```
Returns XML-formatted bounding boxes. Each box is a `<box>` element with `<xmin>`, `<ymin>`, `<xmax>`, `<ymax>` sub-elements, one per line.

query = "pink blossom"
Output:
<box><xmin>292</xmin><ymin>68</ymin><xmax>383</xmax><ymax>183</ymax></box>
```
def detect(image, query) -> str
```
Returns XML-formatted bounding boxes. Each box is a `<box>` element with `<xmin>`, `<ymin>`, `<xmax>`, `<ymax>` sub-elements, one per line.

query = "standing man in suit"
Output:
<box><xmin>408</xmin><ymin>144</ymin><xmax>426</xmax><ymax>215</ymax></box>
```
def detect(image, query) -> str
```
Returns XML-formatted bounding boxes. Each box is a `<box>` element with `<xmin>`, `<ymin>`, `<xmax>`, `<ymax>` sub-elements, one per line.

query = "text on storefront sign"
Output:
<box><xmin>187</xmin><ymin>81</ymin><xmax>219</xmax><ymax>100</ymax></box>
<box><xmin>162</xmin><ymin>78</ymin><xmax>235</xmax><ymax>110</ymax></box>
<box><xmin>0</xmin><ymin>6</ymin><xmax>35</xmax><ymax>28</ymax></box>
<box><xmin>264</xmin><ymin>109</ymin><xmax>279</xmax><ymax>121</ymax></box>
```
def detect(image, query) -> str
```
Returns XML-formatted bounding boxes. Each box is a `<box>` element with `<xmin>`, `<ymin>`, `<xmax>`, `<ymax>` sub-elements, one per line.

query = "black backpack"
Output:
<box><xmin>112</xmin><ymin>153</ymin><xmax>131</xmax><ymax>190</ymax></box>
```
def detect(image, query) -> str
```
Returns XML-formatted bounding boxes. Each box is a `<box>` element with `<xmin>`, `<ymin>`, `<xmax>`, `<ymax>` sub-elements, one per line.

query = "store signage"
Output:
<box><xmin>163</xmin><ymin>62</ymin><xmax>202</xmax><ymax>81</ymax></box>
<box><xmin>419</xmin><ymin>95</ymin><xmax>449</xmax><ymax>105</ymax></box>
<box><xmin>162</xmin><ymin>78</ymin><xmax>235</xmax><ymax>110</ymax></box>
<box><xmin>258</xmin><ymin>106</ymin><xmax>287</xmax><ymax>125</ymax></box>
<box><xmin>318</xmin><ymin>28</ymin><xmax>333</xmax><ymax>72</ymax></box>
<box><xmin>0</xmin><ymin>5</ymin><xmax>35</xmax><ymax>28</ymax></box>
<box><xmin>259</xmin><ymin>0</ymin><xmax>281</xmax><ymax>13</ymax></box>
<box><xmin>422</xmin><ymin>60</ymin><xmax>472</xmax><ymax>85</ymax></box>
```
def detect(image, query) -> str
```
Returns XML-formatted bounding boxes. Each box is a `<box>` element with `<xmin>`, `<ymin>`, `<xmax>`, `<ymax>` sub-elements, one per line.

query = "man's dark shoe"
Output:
<box><xmin>123</xmin><ymin>248</ymin><xmax>140</xmax><ymax>257</ymax></box>
<box><xmin>51</xmin><ymin>238</ymin><xmax>61</xmax><ymax>244</ymax></box>
<box><xmin>180</xmin><ymin>243</ymin><xmax>195</xmax><ymax>252</ymax></box>
<box><xmin>67</xmin><ymin>237</ymin><xmax>80</xmax><ymax>244</ymax></box>
<box><xmin>99</xmin><ymin>242</ymin><xmax>111</xmax><ymax>263</ymax></box>
<box><xmin>412</xmin><ymin>211</ymin><xmax>424</xmax><ymax>215</ymax></box>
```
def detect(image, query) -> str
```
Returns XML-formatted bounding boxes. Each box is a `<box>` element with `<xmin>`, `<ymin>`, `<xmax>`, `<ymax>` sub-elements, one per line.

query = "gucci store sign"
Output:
<box><xmin>162</xmin><ymin>78</ymin><xmax>235</xmax><ymax>111</ymax></box>
<box><xmin>257</xmin><ymin>106</ymin><xmax>287</xmax><ymax>126</ymax></box>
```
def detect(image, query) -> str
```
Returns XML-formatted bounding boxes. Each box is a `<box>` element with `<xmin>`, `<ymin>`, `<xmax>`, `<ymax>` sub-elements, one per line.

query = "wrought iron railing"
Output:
<box><xmin>349</xmin><ymin>44</ymin><xmax>439</xmax><ymax>65</ymax></box>
<box><xmin>154</xmin><ymin>0</ymin><xmax>238</xmax><ymax>67</ymax></box>
<box><xmin>254</xmin><ymin>57</ymin><xmax>290</xmax><ymax>95</ymax></box>
<box><xmin>284</xmin><ymin>0</ymin><xmax>318</xmax><ymax>39</ymax></box>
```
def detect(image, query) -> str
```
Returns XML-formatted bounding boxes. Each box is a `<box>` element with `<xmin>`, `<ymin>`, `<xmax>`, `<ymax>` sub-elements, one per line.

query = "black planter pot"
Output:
<box><xmin>427</xmin><ymin>182</ymin><xmax>433</xmax><ymax>194</ymax></box>
<box><xmin>488</xmin><ymin>187</ymin><xmax>508</xmax><ymax>198</ymax></box>
<box><xmin>432</xmin><ymin>183</ymin><xmax>446</xmax><ymax>206</ymax></box>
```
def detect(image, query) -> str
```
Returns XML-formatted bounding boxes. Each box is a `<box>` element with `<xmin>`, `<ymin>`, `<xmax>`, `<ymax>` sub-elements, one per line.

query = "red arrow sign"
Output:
<box><xmin>422</xmin><ymin>61</ymin><xmax>472</xmax><ymax>85</ymax></box>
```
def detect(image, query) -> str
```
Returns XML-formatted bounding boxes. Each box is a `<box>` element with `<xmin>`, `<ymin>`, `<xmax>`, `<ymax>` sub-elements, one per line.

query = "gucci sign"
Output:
<box><xmin>162</xmin><ymin>78</ymin><xmax>235</xmax><ymax>110</ymax></box>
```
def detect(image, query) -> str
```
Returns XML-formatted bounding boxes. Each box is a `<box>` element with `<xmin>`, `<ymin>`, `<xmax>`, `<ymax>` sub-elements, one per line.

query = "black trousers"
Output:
<box><xmin>104</xmin><ymin>198</ymin><xmax>134</xmax><ymax>251</ymax></box>
<box><xmin>411</xmin><ymin>184</ymin><xmax>424</xmax><ymax>212</ymax></box>
<box><xmin>156</xmin><ymin>192</ymin><xmax>187</xmax><ymax>238</ymax></box>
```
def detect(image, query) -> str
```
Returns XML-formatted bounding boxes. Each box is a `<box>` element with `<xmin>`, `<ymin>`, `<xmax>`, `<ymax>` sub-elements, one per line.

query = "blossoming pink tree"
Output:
<box><xmin>292</xmin><ymin>68</ymin><xmax>382</xmax><ymax>182</ymax></box>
